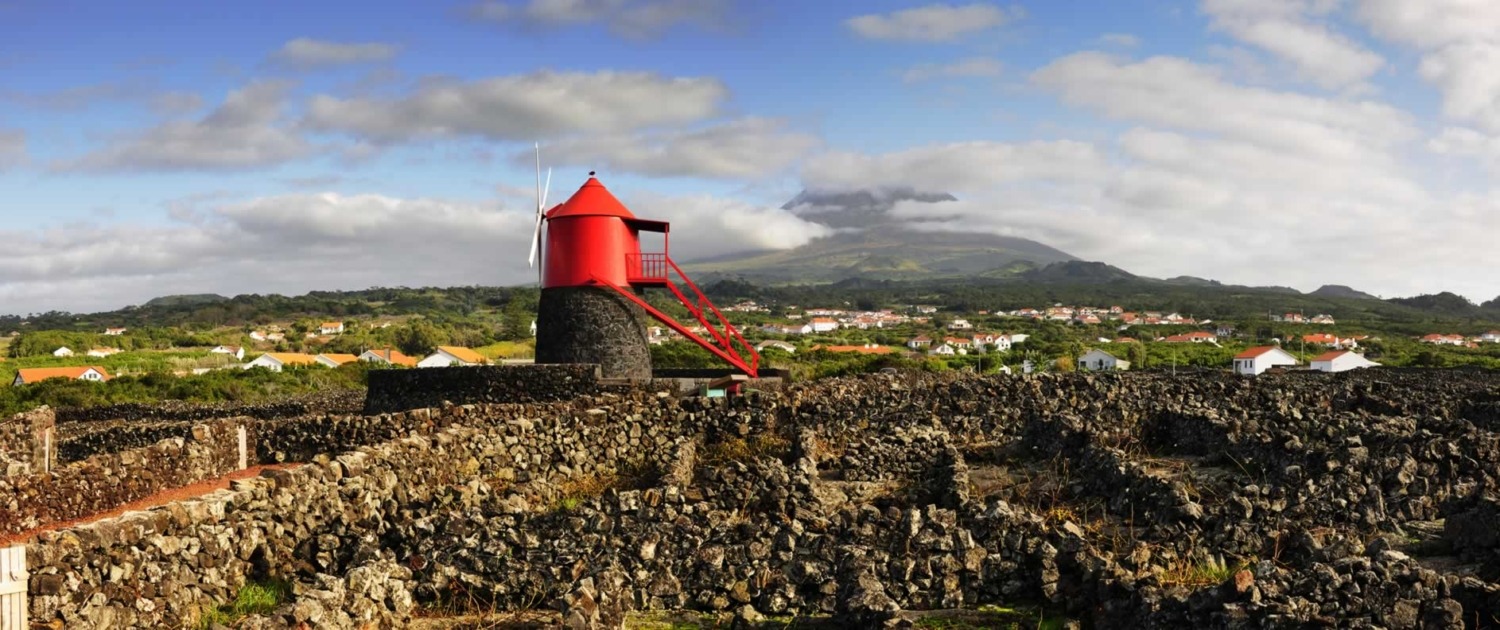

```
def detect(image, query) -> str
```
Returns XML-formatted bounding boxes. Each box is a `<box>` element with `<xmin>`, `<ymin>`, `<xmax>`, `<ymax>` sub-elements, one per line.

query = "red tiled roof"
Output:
<box><xmin>1312</xmin><ymin>350</ymin><xmax>1350</xmax><ymax>362</ymax></box>
<box><xmin>1235</xmin><ymin>346</ymin><xmax>1280</xmax><ymax>359</ymax></box>
<box><xmin>15</xmin><ymin>366</ymin><xmax>111</xmax><ymax>384</ymax></box>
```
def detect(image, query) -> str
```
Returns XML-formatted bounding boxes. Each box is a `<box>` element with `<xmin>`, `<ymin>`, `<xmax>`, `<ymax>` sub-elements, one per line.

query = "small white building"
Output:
<box><xmin>13</xmin><ymin>366</ymin><xmax>110</xmax><ymax>386</ymax></box>
<box><xmin>315</xmin><ymin>353</ymin><xmax>358</xmax><ymax>368</ymax></box>
<box><xmin>930</xmin><ymin>343</ymin><xmax>959</xmax><ymax>356</ymax></box>
<box><xmin>907</xmin><ymin>335</ymin><xmax>933</xmax><ymax>350</ymax></box>
<box><xmin>947</xmin><ymin>319</ymin><xmax>974</xmax><ymax>331</ymax></box>
<box><xmin>1008</xmin><ymin>333</ymin><xmax>1030</xmax><ymax>344</ymax></box>
<box><xmin>755</xmin><ymin>340</ymin><xmax>796</xmax><ymax>354</ymax></box>
<box><xmin>249</xmin><ymin>331</ymin><xmax>268</xmax><ymax>342</ymax></box>
<box><xmin>103</xmin><ymin>327</ymin><xmax>126</xmax><ymax>336</ymax></box>
<box><xmin>52</xmin><ymin>347</ymin><xmax>73</xmax><ymax>357</ymax></box>
<box><xmin>809</xmin><ymin>318</ymin><xmax>840</xmax><ymax>333</ymax></box>
<box><xmin>417</xmin><ymin>346</ymin><xmax>488</xmax><ymax>368</ymax></box>
<box><xmin>86</xmin><ymin>347</ymin><xmax>121</xmax><ymax>358</ymax></box>
<box><xmin>359</xmin><ymin>348</ymin><xmax>417</xmax><ymax>367</ymax></box>
<box><xmin>1482</xmin><ymin>331</ymin><xmax>1500</xmax><ymax>343</ymax></box>
<box><xmin>319</xmin><ymin>321</ymin><xmax>345</xmax><ymax>335</ymax></box>
<box><xmin>1310</xmin><ymin>350</ymin><xmax>1380</xmax><ymax>373</ymax></box>
<box><xmin>211</xmin><ymin>345</ymin><xmax>246</xmax><ymax>360</ymax></box>
<box><xmin>1233</xmin><ymin>346</ymin><xmax>1299</xmax><ymax>376</ymax></box>
<box><xmin>1079</xmin><ymin>349</ymin><xmax>1130</xmax><ymax>371</ymax></box>
<box><xmin>244</xmin><ymin>352</ymin><xmax>318</xmax><ymax>372</ymax></box>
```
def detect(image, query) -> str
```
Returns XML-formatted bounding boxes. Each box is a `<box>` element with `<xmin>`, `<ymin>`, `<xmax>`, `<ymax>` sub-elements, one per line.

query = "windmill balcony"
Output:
<box><xmin>626</xmin><ymin>253</ymin><xmax>670</xmax><ymax>284</ymax></box>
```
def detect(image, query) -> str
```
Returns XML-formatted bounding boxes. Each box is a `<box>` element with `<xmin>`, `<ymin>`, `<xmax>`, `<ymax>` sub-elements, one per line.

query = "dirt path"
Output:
<box><xmin>0</xmin><ymin>463</ymin><xmax>301</xmax><ymax>546</ymax></box>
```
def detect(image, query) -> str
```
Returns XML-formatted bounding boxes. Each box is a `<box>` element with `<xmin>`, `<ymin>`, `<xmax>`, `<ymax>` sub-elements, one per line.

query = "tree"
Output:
<box><xmin>395</xmin><ymin>320</ymin><xmax>443</xmax><ymax>356</ymax></box>
<box><xmin>502</xmin><ymin>300</ymin><xmax>532</xmax><ymax>341</ymax></box>
<box><xmin>1125</xmin><ymin>342</ymin><xmax>1146</xmax><ymax>367</ymax></box>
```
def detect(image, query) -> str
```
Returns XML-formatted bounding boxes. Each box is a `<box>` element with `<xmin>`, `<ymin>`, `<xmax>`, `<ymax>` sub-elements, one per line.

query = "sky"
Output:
<box><xmin>1</xmin><ymin>0</ymin><xmax>1498</xmax><ymax>314</ymax></box>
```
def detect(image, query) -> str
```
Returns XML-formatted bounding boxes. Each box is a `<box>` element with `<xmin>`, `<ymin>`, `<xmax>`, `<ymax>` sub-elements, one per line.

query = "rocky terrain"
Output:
<box><xmin>16</xmin><ymin>368</ymin><xmax>1500</xmax><ymax>628</ymax></box>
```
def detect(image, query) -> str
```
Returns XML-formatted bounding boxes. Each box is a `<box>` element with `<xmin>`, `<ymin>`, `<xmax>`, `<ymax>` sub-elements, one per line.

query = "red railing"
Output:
<box><xmin>626</xmin><ymin>253</ymin><xmax>669</xmax><ymax>282</ymax></box>
<box><xmin>592</xmin><ymin>253</ymin><xmax>760</xmax><ymax>378</ymax></box>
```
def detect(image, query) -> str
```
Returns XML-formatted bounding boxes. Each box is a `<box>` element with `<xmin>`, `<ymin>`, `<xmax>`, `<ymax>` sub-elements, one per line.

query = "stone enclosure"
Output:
<box><xmin>6</xmin><ymin>368</ymin><xmax>1500</xmax><ymax>629</ymax></box>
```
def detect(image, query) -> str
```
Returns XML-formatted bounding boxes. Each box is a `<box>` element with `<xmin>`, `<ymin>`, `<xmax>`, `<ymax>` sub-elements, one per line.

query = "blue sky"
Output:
<box><xmin>0</xmin><ymin>0</ymin><xmax>1498</xmax><ymax>313</ymax></box>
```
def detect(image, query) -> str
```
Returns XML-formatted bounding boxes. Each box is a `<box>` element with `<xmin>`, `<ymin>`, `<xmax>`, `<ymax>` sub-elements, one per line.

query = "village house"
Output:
<box><xmin>1233</xmin><ymin>346</ymin><xmax>1299</xmax><ymax>376</ymax></box>
<box><xmin>1310</xmin><ymin>350</ymin><xmax>1380</xmax><ymax>373</ymax></box>
<box><xmin>244</xmin><ymin>352</ymin><xmax>318</xmax><ymax>372</ymax></box>
<box><xmin>1302</xmin><ymin>333</ymin><xmax>1356</xmax><ymax>349</ymax></box>
<box><xmin>945</xmin><ymin>337</ymin><xmax>973</xmax><ymax>350</ymax></box>
<box><xmin>947</xmin><ymin>318</ymin><xmax>974</xmax><ymax>331</ymax></box>
<box><xmin>319</xmin><ymin>321</ymin><xmax>345</xmax><ymax>335</ymax></box>
<box><xmin>808</xmin><ymin>317</ymin><xmax>840</xmax><ymax>333</ymax></box>
<box><xmin>249</xmin><ymin>331</ymin><xmax>267</xmax><ymax>342</ymax></box>
<box><xmin>1215</xmin><ymin>325</ymin><xmax>1236</xmax><ymax>338</ymax></box>
<box><xmin>760</xmin><ymin>323</ymin><xmax>812</xmax><ymax>336</ymax></box>
<box><xmin>1483</xmin><ymin>331</ymin><xmax>1500</xmax><ymax>343</ymax></box>
<box><xmin>315</xmin><ymin>353</ymin><xmax>359</xmax><ymax>368</ymax></box>
<box><xmin>1420</xmin><ymin>334</ymin><xmax>1467</xmax><ymax>346</ymax></box>
<box><xmin>906</xmin><ymin>335</ymin><xmax>933</xmax><ymax>350</ymax></box>
<box><xmin>359</xmin><ymin>348</ymin><xmax>417</xmax><ymax>367</ymax></box>
<box><xmin>915</xmin><ymin>305</ymin><xmax>938</xmax><ymax>314</ymax></box>
<box><xmin>52</xmin><ymin>347</ymin><xmax>73</xmax><ymax>357</ymax></box>
<box><xmin>211</xmin><ymin>345</ymin><xmax>246</xmax><ymax>360</ymax></box>
<box><xmin>1278</xmin><ymin>313</ymin><xmax>1308</xmax><ymax>324</ymax></box>
<box><xmin>755</xmin><ymin>340</ymin><xmax>796</xmax><ymax>354</ymax></box>
<box><xmin>930</xmin><ymin>343</ymin><xmax>961</xmax><ymax>356</ymax></box>
<box><xmin>86</xmin><ymin>347</ymin><xmax>121</xmax><ymax>358</ymax></box>
<box><xmin>1310</xmin><ymin>314</ymin><xmax>1336</xmax><ymax>325</ymax></box>
<box><xmin>1164</xmin><ymin>332</ymin><xmax>1217</xmax><ymax>344</ymax></box>
<box><xmin>266</xmin><ymin>332</ymin><xmax>286</xmax><ymax>342</ymax></box>
<box><xmin>1078</xmin><ymin>349</ymin><xmax>1129</xmax><ymax>372</ymax></box>
<box><xmin>13</xmin><ymin>366</ymin><xmax>110</xmax><ymax>386</ymax></box>
<box><xmin>417</xmin><ymin>346</ymin><xmax>488</xmax><ymax>368</ymax></box>
<box><xmin>103</xmin><ymin>327</ymin><xmax>126</xmax><ymax>336</ymax></box>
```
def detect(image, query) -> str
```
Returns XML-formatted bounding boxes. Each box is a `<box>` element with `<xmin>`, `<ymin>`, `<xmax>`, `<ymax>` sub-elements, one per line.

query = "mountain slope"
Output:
<box><xmin>1311</xmin><ymin>285</ymin><xmax>1380</xmax><ymax>300</ymax></box>
<box><xmin>683</xmin><ymin>188</ymin><xmax>1077</xmax><ymax>282</ymax></box>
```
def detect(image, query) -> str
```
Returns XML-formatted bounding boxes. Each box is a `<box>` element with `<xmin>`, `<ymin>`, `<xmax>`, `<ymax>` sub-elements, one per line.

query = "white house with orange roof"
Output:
<box><xmin>14</xmin><ymin>366</ymin><xmax>111</xmax><ymax>386</ymax></box>
<box><xmin>907</xmin><ymin>335</ymin><xmax>933</xmax><ymax>350</ymax></box>
<box><xmin>1310</xmin><ymin>350</ymin><xmax>1380</xmax><ymax>373</ymax></box>
<box><xmin>1233</xmin><ymin>346</ymin><xmax>1298</xmax><ymax>376</ymax></box>
<box><xmin>1483</xmin><ymin>331</ymin><xmax>1500</xmax><ymax>343</ymax></box>
<box><xmin>319</xmin><ymin>321</ymin><xmax>345</xmax><ymax>335</ymax></box>
<box><xmin>417</xmin><ymin>346</ymin><xmax>488</xmax><ymax>368</ymax></box>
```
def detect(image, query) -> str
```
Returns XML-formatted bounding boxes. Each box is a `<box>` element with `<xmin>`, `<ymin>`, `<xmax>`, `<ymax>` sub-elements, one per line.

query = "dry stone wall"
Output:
<box><xmin>15</xmin><ymin>368</ymin><xmax>1500</xmax><ymax>629</ymax></box>
<box><xmin>362</xmin><ymin>364</ymin><xmax>614</xmax><ymax>415</ymax></box>
<box><xmin>0</xmin><ymin>417</ymin><xmax>248</xmax><ymax>538</ymax></box>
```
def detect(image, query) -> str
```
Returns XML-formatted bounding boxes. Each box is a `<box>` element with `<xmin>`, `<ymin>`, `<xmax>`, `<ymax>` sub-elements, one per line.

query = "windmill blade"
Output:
<box><xmin>527</xmin><ymin>144</ymin><xmax>546</xmax><ymax>268</ymax></box>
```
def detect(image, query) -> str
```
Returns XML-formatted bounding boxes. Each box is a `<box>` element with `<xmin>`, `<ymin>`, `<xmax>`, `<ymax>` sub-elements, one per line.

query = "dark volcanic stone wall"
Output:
<box><xmin>536</xmin><ymin>285</ymin><xmax>651</xmax><ymax>379</ymax></box>
<box><xmin>363</xmin><ymin>364</ymin><xmax>605</xmax><ymax>415</ymax></box>
<box><xmin>18</xmin><ymin>368</ymin><xmax>1500</xmax><ymax>629</ymax></box>
<box><xmin>1</xmin><ymin>417</ymin><xmax>248</xmax><ymax>537</ymax></box>
<box><xmin>52</xmin><ymin>390</ymin><xmax>362</xmax><ymax>425</ymax></box>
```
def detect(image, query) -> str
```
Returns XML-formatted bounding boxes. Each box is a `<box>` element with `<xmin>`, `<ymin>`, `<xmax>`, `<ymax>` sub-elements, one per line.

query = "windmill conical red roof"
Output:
<box><xmin>545</xmin><ymin>175</ymin><xmax>636</xmax><ymax>220</ymax></box>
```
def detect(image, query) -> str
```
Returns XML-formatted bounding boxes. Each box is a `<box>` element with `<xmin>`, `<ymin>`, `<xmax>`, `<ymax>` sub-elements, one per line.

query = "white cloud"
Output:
<box><xmin>0</xmin><ymin>129</ymin><xmax>24</xmax><ymax>169</ymax></box>
<box><xmin>535</xmin><ymin>117</ymin><xmax>820</xmax><ymax>179</ymax></box>
<box><xmin>0</xmin><ymin>186</ymin><xmax>834</xmax><ymax>313</ymax></box>
<box><xmin>801</xmin><ymin>140</ymin><xmax>1104</xmax><ymax>192</ymax></box>
<box><xmin>56</xmin><ymin>81</ymin><xmax>312</xmax><ymax>172</ymax></box>
<box><xmin>1201</xmin><ymin>0</ymin><xmax>1384</xmax><ymax>90</ymax></box>
<box><xmin>304</xmin><ymin>70</ymin><xmax>728</xmax><ymax>144</ymax></box>
<box><xmin>846</xmin><ymin>3</ymin><xmax>1018</xmax><ymax>42</ymax></box>
<box><xmin>627</xmin><ymin>193</ymin><xmax>834</xmax><ymax>260</ymax></box>
<box><xmin>271</xmin><ymin>38</ymin><xmax>402</xmax><ymax>67</ymax></box>
<box><xmin>1355</xmin><ymin>0</ymin><xmax>1500</xmax><ymax>131</ymax></box>
<box><xmin>901</xmin><ymin>57</ymin><xmax>1004</xmax><ymax>82</ymax></box>
<box><xmin>466</xmin><ymin>0</ymin><xmax>729</xmax><ymax>39</ymax></box>
<box><xmin>1030</xmin><ymin>52</ymin><xmax>1416</xmax><ymax>161</ymax></box>
<box><xmin>787</xmin><ymin>48</ymin><xmax>1500</xmax><ymax>301</ymax></box>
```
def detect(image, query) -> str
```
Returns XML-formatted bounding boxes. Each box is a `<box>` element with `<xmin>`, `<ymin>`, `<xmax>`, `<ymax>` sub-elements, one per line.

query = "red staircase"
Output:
<box><xmin>593</xmin><ymin>253</ymin><xmax>759</xmax><ymax>378</ymax></box>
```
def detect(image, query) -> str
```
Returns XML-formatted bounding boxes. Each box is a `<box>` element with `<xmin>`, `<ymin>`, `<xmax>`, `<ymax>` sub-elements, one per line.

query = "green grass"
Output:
<box><xmin>475</xmin><ymin>340</ymin><xmax>535</xmax><ymax>360</ymax></box>
<box><xmin>195</xmin><ymin>579</ymin><xmax>291</xmax><ymax>629</ymax></box>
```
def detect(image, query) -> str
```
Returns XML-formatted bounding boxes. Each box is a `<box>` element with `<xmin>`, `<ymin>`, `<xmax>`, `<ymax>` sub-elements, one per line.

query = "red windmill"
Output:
<box><xmin>528</xmin><ymin>170</ymin><xmax>759</xmax><ymax>379</ymax></box>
